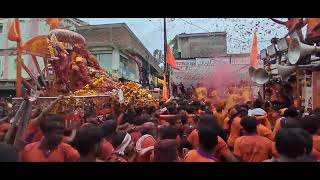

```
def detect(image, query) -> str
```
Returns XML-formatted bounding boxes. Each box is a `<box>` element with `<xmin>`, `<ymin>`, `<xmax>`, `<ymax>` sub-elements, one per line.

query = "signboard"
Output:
<box><xmin>172</xmin><ymin>56</ymin><xmax>250</xmax><ymax>87</ymax></box>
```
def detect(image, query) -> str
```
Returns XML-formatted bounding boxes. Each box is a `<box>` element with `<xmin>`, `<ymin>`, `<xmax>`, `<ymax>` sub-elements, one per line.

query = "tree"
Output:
<box><xmin>153</xmin><ymin>49</ymin><xmax>164</xmax><ymax>64</ymax></box>
<box><xmin>169</xmin><ymin>38</ymin><xmax>179</xmax><ymax>59</ymax></box>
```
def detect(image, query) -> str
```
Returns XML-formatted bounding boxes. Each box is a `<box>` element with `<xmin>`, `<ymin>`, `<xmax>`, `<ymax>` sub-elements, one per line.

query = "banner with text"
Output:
<box><xmin>172</xmin><ymin>56</ymin><xmax>250</xmax><ymax>88</ymax></box>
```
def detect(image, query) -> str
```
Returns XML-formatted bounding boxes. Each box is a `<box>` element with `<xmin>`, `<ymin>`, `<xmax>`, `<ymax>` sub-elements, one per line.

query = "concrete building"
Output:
<box><xmin>171</xmin><ymin>32</ymin><xmax>251</xmax><ymax>88</ymax></box>
<box><xmin>0</xmin><ymin>18</ymin><xmax>87</xmax><ymax>94</ymax></box>
<box><xmin>172</xmin><ymin>32</ymin><xmax>227</xmax><ymax>58</ymax></box>
<box><xmin>77</xmin><ymin>23</ymin><xmax>161</xmax><ymax>86</ymax></box>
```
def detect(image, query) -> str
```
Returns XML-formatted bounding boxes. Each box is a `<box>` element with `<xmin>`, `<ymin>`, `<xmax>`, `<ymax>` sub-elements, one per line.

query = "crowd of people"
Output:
<box><xmin>0</xmin><ymin>85</ymin><xmax>320</xmax><ymax>162</ymax></box>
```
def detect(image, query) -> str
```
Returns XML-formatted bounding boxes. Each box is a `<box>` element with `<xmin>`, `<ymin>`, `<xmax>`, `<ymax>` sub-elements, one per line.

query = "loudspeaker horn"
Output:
<box><xmin>249</xmin><ymin>66</ymin><xmax>256</xmax><ymax>82</ymax></box>
<box><xmin>251</xmin><ymin>68</ymin><xmax>270</xmax><ymax>85</ymax></box>
<box><xmin>288</xmin><ymin>38</ymin><xmax>320</xmax><ymax>65</ymax></box>
<box><xmin>276</xmin><ymin>65</ymin><xmax>297</xmax><ymax>81</ymax></box>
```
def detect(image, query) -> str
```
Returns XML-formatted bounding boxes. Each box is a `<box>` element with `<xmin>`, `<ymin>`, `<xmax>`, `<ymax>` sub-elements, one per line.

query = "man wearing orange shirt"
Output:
<box><xmin>272</xmin><ymin>108</ymin><xmax>299</xmax><ymax>140</ymax></box>
<box><xmin>184</xmin><ymin>121</ymin><xmax>218</xmax><ymax>162</ymax></box>
<box><xmin>187</xmin><ymin>115</ymin><xmax>237</xmax><ymax>162</ymax></box>
<box><xmin>195</xmin><ymin>83</ymin><xmax>207</xmax><ymax>101</ymax></box>
<box><xmin>22</xmin><ymin>115</ymin><xmax>80</xmax><ymax>162</ymax></box>
<box><xmin>265</xmin><ymin>128</ymin><xmax>316</xmax><ymax>162</ymax></box>
<box><xmin>224</xmin><ymin>89</ymin><xmax>237</xmax><ymax>112</ymax></box>
<box><xmin>233</xmin><ymin>116</ymin><xmax>273</xmax><ymax>162</ymax></box>
<box><xmin>227</xmin><ymin>107</ymin><xmax>248</xmax><ymax>148</ymax></box>
<box><xmin>228</xmin><ymin>107</ymin><xmax>273</xmax><ymax>148</ymax></box>
<box><xmin>25</xmin><ymin>95</ymin><xmax>64</xmax><ymax>144</ymax></box>
<box><xmin>73</xmin><ymin>125</ymin><xmax>103</xmax><ymax>162</ymax></box>
<box><xmin>222</xmin><ymin>107</ymin><xmax>238</xmax><ymax>137</ymax></box>
<box><xmin>248</xmin><ymin>99</ymin><xmax>272</xmax><ymax>129</ymax></box>
<box><xmin>213</xmin><ymin>105</ymin><xmax>227</xmax><ymax>128</ymax></box>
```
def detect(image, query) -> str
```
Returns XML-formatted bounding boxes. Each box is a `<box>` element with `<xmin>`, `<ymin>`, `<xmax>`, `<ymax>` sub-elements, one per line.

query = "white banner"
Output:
<box><xmin>172</xmin><ymin>56</ymin><xmax>250</xmax><ymax>87</ymax></box>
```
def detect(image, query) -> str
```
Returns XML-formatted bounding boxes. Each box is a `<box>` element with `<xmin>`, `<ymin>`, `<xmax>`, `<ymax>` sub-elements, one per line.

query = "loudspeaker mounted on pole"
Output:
<box><xmin>248</xmin><ymin>66</ymin><xmax>270</xmax><ymax>85</ymax></box>
<box><xmin>288</xmin><ymin>38</ymin><xmax>320</xmax><ymax>65</ymax></box>
<box><xmin>276</xmin><ymin>65</ymin><xmax>297</xmax><ymax>81</ymax></box>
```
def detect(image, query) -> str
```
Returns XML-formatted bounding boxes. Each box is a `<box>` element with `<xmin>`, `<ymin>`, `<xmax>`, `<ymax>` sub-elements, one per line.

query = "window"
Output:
<box><xmin>0</xmin><ymin>24</ymin><xmax>3</xmax><ymax>33</ymax></box>
<box><xmin>97</xmin><ymin>53</ymin><xmax>112</xmax><ymax>70</ymax></box>
<box><xmin>119</xmin><ymin>55</ymin><xmax>140</xmax><ymax>82</ymax></box>
<box><xmin>120</xmin><ymin>55</ymin><xmax>129</xmax><ymax>79</ymax></box>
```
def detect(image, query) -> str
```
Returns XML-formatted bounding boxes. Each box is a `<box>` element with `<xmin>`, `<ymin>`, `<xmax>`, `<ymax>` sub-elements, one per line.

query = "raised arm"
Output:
<box><xmin>286</xmin><ymin>18</ymin><xmax>307</xmax><ymax>37</ymax></box>
<box><xmin>33</xmin><ymin>95</ymin><xmax>64</xmax><ymax>123</ymax></box>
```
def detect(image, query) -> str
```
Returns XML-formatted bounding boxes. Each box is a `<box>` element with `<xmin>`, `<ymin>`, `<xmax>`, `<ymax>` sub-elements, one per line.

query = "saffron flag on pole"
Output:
<box><xmin>166</xmin><ymin>44</ymin><xmax>177</xmax><ymax>69</ymax></box>
<box><xmin>250</xmin><ymin>32</ymin><xmax>258</xmax><ymax>68</ymax></box>
<box><xmin>7</xmin><ymin>18</ymin><xmax>21</xmax><ymax>42</ymax></box>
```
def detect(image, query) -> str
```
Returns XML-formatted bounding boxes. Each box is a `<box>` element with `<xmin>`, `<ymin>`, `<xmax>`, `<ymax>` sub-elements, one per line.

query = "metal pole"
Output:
<box><xmin>164</xmin><ymin>18</ymin><xmax>167</xmax><ymax>73</ymax></box>
<box><xmin>163</xmin><ymin>18</ymin><xmax>170</xmax><ymax>96</ymax></box>
<box><xmin>15</xmin><ymin>18</ymin><xmax>22</xmax><ymax>97</ymax></box>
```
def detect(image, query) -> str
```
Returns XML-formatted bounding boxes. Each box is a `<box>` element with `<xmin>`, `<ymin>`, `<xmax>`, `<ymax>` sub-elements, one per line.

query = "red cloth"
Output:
<box><xmin>22</xmin><ymin>141</ymin><xmax>80</xmax><ymax>162</ymax></box>
<box><xmin>166</xmin><ymin>44</ymin><xmax>177</xmax><ymax>68</ymax></box>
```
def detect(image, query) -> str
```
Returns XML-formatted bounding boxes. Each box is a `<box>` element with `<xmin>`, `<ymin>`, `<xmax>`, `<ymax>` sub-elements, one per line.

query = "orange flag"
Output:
<box><xmin>7</xmin><ymin>18</ymin><xmax>21</xmax><ymax>42</ymax></box>
<box><xmin>45</xmin><ymin>18</ymin><xmax>61</xmax><ymax>29</ymax></box>
<box><xmin>166</xmin><ymin>44</ymin><xmax>177</xmax><ymax>68</ymax></box>
<box><xmin>162</xmin><ymin>77</ymin><xmax>169</xmax><ymax>100</ymax></box>
<box><xmin>250</xmin><ymin>32</ymin><xmax>258</xmax><ymax>68</ymax></box>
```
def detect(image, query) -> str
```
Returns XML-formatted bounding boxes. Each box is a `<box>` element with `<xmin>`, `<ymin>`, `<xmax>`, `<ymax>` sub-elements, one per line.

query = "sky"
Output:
<box><xmin>79</xmin><ymin>18</ymin><xmax>302</xmax><ymax>55</ymax></box>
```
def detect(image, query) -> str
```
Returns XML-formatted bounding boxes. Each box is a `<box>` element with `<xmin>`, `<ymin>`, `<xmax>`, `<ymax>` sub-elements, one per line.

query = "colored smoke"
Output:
<box><xmin>202</xmin><ymin>63</ymin><xmax>242</xmax><ymax>96</ymax></box>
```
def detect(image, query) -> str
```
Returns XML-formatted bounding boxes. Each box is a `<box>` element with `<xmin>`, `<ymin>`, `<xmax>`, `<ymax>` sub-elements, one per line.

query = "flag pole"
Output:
<box><xmin>163</xmin><ymin>18</ymin><xmax>170</xmax><ymax>97</ymax></box>
<box><xmin>15</xmin><ymin>18</ymin><xmax>22</xmax><ymax>97</ymax></box>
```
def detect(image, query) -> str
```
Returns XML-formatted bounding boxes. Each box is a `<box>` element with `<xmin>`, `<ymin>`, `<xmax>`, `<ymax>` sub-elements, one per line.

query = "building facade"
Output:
<box><xmin>171</xmin><ymin>32</ymin><xmax>250</xmax><ymax>88</ymax></box>
<box><xmin>77</xmin><ymin>23</ymin><xmax>161</xmax><ymax>86</ymax></box>
<box><xmin>172</xmin><ymin>32</ymin><xmax>227</xmax><ymax>58</ymax></box>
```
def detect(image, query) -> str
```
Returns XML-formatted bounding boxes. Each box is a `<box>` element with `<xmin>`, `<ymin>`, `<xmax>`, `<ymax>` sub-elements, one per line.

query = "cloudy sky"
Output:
<box><xmin>80</xmin><ymin>18</ymin><xmax>300</xmax><ymax>54</ymax></box>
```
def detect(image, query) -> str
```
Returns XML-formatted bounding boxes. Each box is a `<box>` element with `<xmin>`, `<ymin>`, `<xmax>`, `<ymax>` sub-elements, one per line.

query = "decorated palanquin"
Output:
<box><xmin>19</xmin><ymin>28</ymin><xmax>158</xmax><ymax>115</ymax></box>
<box><xmin>122</xmin><ymin>82</ymin><xmax>159</xmax><ymax>108</ymax></box>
